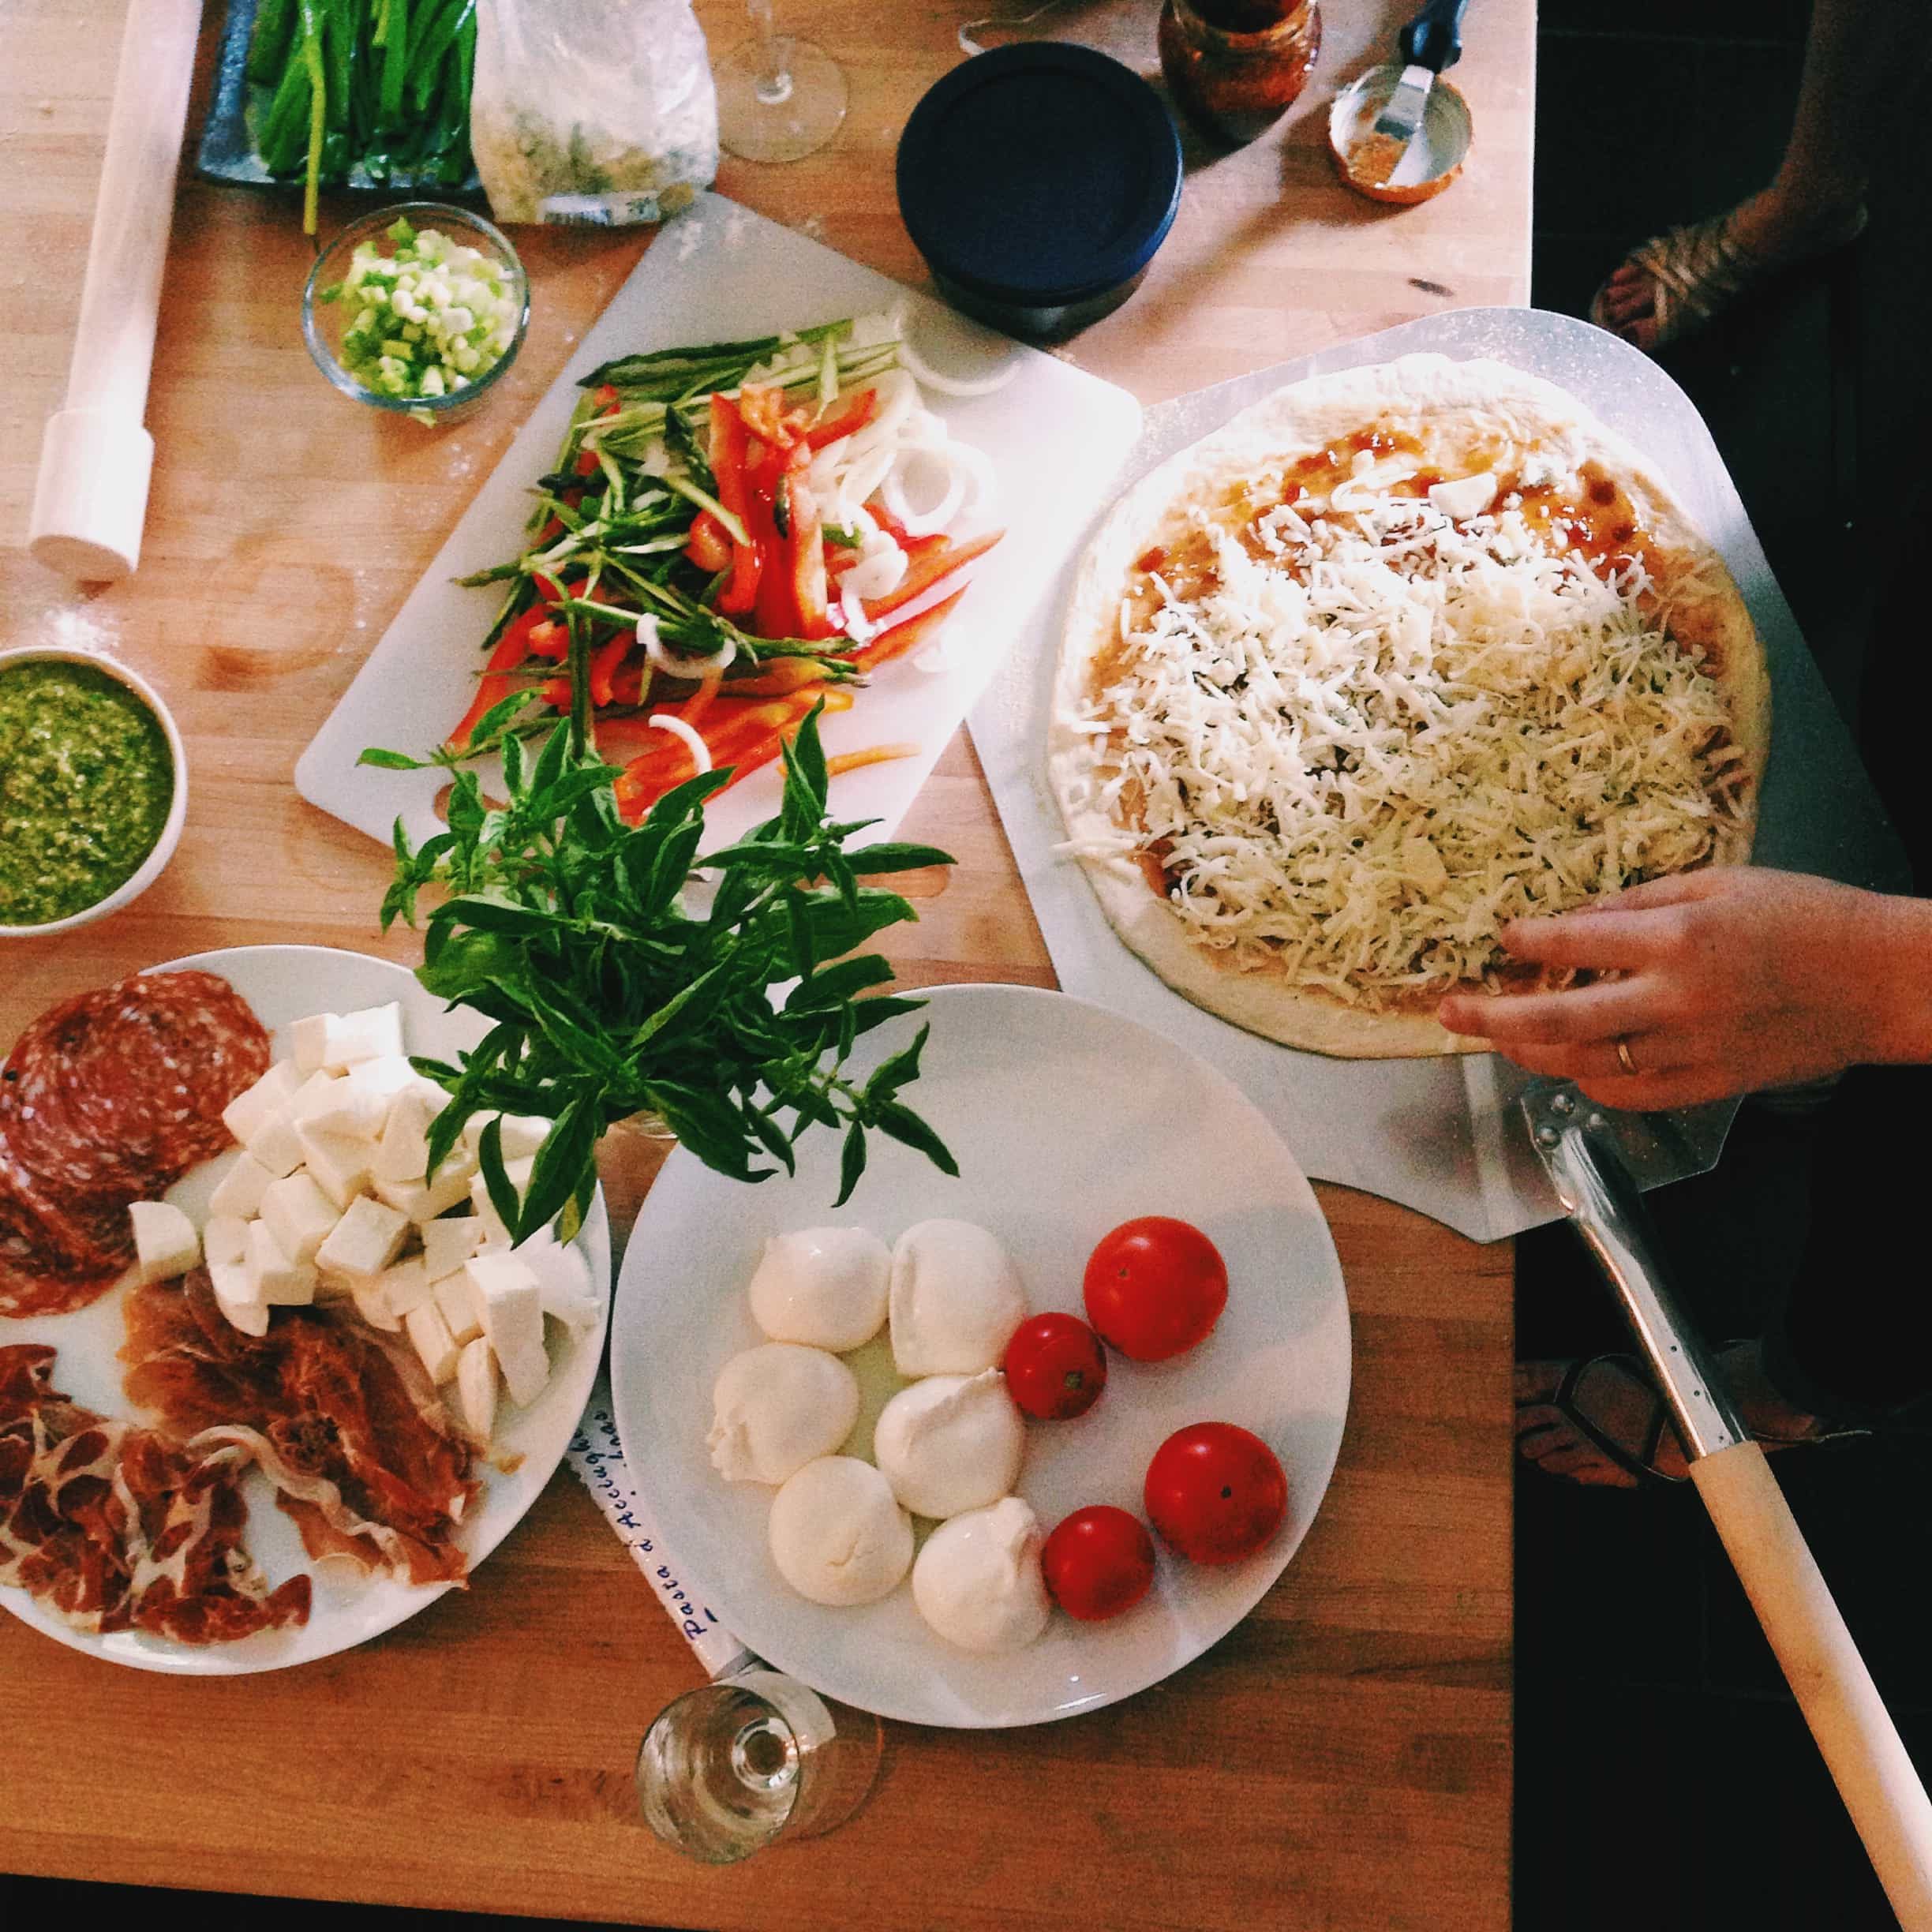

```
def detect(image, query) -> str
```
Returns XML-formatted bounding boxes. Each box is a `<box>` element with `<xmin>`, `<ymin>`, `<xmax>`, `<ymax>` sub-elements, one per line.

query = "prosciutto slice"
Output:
<box><xmin>0</xmin><ymin>1342</ymin><xmax>310</xmax><ymax>1643</ymax></box>
<box><xmin>122</xmin><ymin>1272</ymin><xmax>478</xmax><ymax>1586</ymax></box>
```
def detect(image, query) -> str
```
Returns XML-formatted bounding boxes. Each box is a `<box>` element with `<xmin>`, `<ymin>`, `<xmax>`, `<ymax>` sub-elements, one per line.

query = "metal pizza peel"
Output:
<box><xmin>1518</xmin><ymin>1080</ymin><xmax>1932</xmax><ymax>1927</ymax></box>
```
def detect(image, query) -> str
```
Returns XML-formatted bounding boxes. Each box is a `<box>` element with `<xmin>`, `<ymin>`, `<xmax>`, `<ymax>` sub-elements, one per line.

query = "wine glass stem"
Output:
<box><xmin>747</xmin><ymin>0</ymin><xmax>794</xmax><ymax>104</ymax></box>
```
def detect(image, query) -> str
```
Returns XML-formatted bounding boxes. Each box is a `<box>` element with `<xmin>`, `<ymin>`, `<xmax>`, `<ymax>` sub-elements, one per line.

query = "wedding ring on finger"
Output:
<box><xmin>1615</xmin><ymin>1035</ymin><xmax>1638</xmax><ymax>1077</ymax></box>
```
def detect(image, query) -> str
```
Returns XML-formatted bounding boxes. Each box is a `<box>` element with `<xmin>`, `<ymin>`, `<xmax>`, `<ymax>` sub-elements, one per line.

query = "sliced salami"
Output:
<box><xmin>0</xmin><ymin>1149</ymin><xmax>125</xmax><ymax>1320</ymax></box>
<box><xmin>0</xmin><ymin>969</ymin><xmax>270</xmax><ymax>1319</ymax></box>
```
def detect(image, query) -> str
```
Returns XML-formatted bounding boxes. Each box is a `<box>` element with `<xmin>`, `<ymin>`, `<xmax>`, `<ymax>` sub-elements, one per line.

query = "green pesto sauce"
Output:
<box><xmin>0</xmin><ymin>661</ymin><xmax>174</xmax><ymax>927</ymax></box>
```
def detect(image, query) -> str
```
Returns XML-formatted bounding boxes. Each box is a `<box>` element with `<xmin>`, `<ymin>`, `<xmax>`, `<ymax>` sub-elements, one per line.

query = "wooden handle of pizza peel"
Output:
<box><xmin>27</xmin><ymin>0</ymin><xmax>200</xmax><ymax>582</ymax></box>
<box><xmin>1691</xmin><ymin>1441</ymin><xmax>1932</xmax><ymax>1930</ymax></box>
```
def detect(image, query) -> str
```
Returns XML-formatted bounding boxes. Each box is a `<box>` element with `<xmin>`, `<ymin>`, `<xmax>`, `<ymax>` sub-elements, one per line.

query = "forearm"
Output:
<box><xmin>1852</xmin><ymin>889</ymin><xmax>1932</xmax><ymax>1063</ymax></box>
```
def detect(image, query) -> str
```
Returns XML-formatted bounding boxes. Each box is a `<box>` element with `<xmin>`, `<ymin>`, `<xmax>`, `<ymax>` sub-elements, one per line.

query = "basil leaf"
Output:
<box><xmin>834</xmin><ymin>1121</ymin><xmax>867</xmax><ymax>1208</ymax></box>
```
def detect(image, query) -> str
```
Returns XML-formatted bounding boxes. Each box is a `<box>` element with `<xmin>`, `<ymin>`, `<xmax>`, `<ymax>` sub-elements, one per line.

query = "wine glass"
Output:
<box><xmin>713</xmin><ymin>0</ymin><xmax>850</xmax><ymax>164</ymax></box>
<box><xmin>635</xmin><ymin>1661</ymin><xmax>883</xmax><ymax>1863</ymax></box>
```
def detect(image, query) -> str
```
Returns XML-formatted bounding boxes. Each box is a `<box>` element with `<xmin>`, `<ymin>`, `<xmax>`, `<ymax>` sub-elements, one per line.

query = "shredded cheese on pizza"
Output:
<box><xmin>1066</xmin><ymin>485</ymin><xmax>1749</xmax><ymax>1008</ymax></box>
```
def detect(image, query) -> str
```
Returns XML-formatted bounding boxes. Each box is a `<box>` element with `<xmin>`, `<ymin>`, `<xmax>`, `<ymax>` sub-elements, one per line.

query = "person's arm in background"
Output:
<box><xmin>1436</xmin><ymin>867</ymin><xmax>1932</xmax><ymax>1109</ymax></box>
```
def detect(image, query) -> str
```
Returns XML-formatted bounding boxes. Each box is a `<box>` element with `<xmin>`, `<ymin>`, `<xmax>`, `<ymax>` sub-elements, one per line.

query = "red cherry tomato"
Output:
<box><xmin>1041</xmin><ymin>1506</ymin><xmax>1157</xmax><ymax>1621</ymax></box>
<box><xmin>1002</xmin><ymin>1312</ymin><xmax>1107</xmax><ymax>1420</ymax></box>
<box><xmin>1082</xmin><ymin>1217</ymin><xmax>1229</xmax><ymax>1362</ymax></box>
<box><xmin>1143</xmin><ymin>1424</ymin><xmax>1287</xmax><ymax>1566</ymax></box>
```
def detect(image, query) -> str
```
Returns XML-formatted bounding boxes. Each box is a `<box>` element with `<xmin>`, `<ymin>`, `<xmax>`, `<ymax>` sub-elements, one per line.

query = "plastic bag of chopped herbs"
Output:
<box><xmin>470</xmin><ymin>0</ymin><xmax>718</xmax><ymax>227</ymax></box>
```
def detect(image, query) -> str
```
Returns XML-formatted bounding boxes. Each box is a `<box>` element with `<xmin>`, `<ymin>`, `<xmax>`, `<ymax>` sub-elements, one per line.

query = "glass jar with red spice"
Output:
<box><xmin>1158</xmin><ymin>0</ymin><xmax>1322</xmax><ymax>145</ymax></box>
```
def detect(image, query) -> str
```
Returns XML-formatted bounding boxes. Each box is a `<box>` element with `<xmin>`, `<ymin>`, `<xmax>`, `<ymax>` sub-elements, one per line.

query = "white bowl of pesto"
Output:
<box><xmin>0</xmin><ymin>647</ymin><xmax>188</xmax><ymax>938</ymax></box>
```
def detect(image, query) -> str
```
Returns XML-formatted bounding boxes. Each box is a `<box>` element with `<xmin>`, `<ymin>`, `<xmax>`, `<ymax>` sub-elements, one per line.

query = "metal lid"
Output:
<box><xmin>897</xmin><ymin>43</ymin><xmax>1184</xmax><ymax>307</ymax></box>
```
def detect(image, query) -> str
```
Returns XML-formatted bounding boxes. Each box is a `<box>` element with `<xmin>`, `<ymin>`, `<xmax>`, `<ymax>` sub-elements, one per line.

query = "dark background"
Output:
<box><xmin>9</xmin><ymin>1</ymin><xmax>1930</xmax><ymax>1926</ymax></box>
<box><xmin>1519</xmin><ymin>2</ymin><xmax>1932</xmax><ymax>1929</ymax></box>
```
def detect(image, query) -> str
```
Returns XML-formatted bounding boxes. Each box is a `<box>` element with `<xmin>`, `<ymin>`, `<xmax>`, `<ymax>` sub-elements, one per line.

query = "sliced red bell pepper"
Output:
<box><xmin>542</xmin><ymin>675</ymin><xmax>573</xmax><ymax>711</ymax></box>
<box><xmin>526</xmin><ymin>618</ymin><xmax>567</xmax><ymax>661</ymax></box>
<box><xmin>592</xmin><ymin>383</ymin><xmax>620</xmax><ymax>411</ymax></box>
<box><xmin>862</xmin><ymin>530</ymin><xmax>1003</xmax><ymax>622</ymax></box>
<box><xmin>590</xmin><ymin>631</ymin><xmax>631</xmax><ymax>707</ymax></box>
<box><xmin>534</xmin><ymin>571</ymin><xmax>583</xmax><ymax>607</ymax></box>
<box><xmin>861</xmin><ymin>497</ymin><xmax>948</xmax><ymax>558</ymax></box>
<box><xmin>854</xmin><ymin>586</ymin><xmax>968</xmax><ymax>672</ymax></box>
<box><xmin>803</xmin><ymin>388</ymin><xmax>878</xmax><ymax>450</ymax></box>
<box><xmin>686</xmin><ymin>511</ymin><xmax>732</xmax><ymax>575</ymax></box>
<box><xmin>709</xmin><ymin>395</ymin><xmax>761</xmax><ymax>616</ymax></box>
<box><xmin>735</xmin><ymin>384</ymin><xmax>792</xmax><ymax>447</ymax></box>
<box><xmin>784</xmin><ymin>475</ymin><xmax>834</xmax><ymax>640</ymax></box>
<box><xmin>447</xmin><ymin>605</ymin><xmax>554</xmax><ymax>749</ymax></box>
<box><xmin>574</xmin><ymin>446</ymin><xmax>602</xmax><ymax>477</ymax></box>
<box><xmin>752</xmin><ymin>494</ymin><xmax>798</xmax><ymax>638</ymax></box>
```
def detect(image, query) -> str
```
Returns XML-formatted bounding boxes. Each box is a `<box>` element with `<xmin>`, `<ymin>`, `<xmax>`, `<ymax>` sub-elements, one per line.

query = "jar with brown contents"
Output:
<box><xmin>1158</xmin><ymin>0</ymin><xmax>1322</xmax><ymax>146</ymax></box>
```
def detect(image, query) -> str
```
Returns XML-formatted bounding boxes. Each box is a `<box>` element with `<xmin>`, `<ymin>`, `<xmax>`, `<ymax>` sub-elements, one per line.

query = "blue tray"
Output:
<box><xmin>195</xmin><ymin>0</ymin><xmax>481</xmax><ymax>196</ymax></box>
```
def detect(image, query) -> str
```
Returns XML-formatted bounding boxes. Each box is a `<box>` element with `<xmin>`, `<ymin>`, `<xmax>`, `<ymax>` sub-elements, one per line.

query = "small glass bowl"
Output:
<box><xmin>301</xmin><ymin>201</ymin><xmax>529</xmax><ymax>424</ymax></box>
<box><xmin>0</xmin><ymin>646</ymin><xmax>189</xmax><ymax>940</ymax></box>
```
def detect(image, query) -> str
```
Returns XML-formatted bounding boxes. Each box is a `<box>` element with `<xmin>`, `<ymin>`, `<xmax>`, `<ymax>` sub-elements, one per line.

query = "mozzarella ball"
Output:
<box><xmin>872</xmin><ymin>1369</ymin><xmax>1025</xmax><ymax>1519</ymax></box>
<box><xmin>889</xmin><ymin>1219</ymin><xmax>1028</xmax><ymax>1376</ymax></box>
<box><xmin>747</xmin><ymin>1226</ymin><xmax>890</xmax><ymax>1352</ymax></box>
<box><xmin>912</xmin><ymin>1497</ymin><xmax>1052</xmax><ymax>1653</ymax></box>
<box><xmin>767</xmin><ymin>1456</ymin><xmax>914</xmax><ymax>1607</ymax></box>
<box><xmin>708</xmin><ymin>1344</ymin><xmax>860</xmax><ymax>1485</ymax></box>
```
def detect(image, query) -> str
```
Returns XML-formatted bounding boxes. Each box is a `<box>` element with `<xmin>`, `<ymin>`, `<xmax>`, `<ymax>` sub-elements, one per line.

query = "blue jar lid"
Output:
<box><xmin>897</xmin><ymin>43</ymin><xmax>1184</xmax><ymax>308</ymax></box>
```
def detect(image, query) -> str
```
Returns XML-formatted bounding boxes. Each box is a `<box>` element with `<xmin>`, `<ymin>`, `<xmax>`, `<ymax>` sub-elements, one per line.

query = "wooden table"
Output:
<box><xmin>0</xmin><ymin>2</ymin><xmax>1530</xmax><ymax>1926</ymax></box>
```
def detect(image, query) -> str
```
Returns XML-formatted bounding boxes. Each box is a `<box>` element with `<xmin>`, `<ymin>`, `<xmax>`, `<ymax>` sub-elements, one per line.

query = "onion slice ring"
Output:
<box><xmin>638</xmin><ymin>610</ymin><xmax>735</xmax><ymax>681</ymax></box>
<box><xmin>643</xmin><ymin>712</ymin><xmax>713</xmax><ymax>772</ymax></box>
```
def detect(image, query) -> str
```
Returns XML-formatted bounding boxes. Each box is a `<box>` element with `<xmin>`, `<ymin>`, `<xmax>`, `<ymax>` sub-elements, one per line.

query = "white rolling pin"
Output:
<box><xmin>28</xmin><ymin>0</ymin><xmax>201</xmax><ymax>582</ymax></box>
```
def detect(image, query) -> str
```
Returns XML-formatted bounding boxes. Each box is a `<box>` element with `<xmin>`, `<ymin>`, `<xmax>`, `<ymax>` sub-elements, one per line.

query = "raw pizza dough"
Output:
<box><xmin>1050</xmin><ymin>355</ymin><xmax>1769</xmax><ymax>1058</ymax></box>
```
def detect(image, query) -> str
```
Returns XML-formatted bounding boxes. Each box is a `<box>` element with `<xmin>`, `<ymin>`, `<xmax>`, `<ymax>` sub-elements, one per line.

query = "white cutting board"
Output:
<box><xmin>969</xmin><ymin>307</ymin><xmax>1908</xmax><ymax>1243</ymax></box>
<box><xmin>298</xmin><ymin>192</ymin><xmax>1141</xmax><ymax>851</ymax></box>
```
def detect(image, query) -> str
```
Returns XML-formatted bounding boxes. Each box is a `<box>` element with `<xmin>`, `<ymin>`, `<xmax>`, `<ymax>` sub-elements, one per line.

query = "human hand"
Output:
<box><xmin>1436</xmin><ymin>867</ymin><xmax>1932</xmax><ymax>1110</ymax></box>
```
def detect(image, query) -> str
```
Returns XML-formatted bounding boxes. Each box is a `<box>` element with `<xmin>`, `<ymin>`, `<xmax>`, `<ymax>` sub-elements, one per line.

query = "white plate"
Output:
<box><xmin>295</xmin><ymin>191</ymin><xmax>1142</xmax><ymax>858</ymax></box>
<box><xmin>610</xmin><ymin>984</ymin><xmax>1350</xmax><ymax>1728</ymax></box>
<box><xmin>0</xmin><ymin>944</ymin><xmax>611</xmax><ymax>1675</ymax></box>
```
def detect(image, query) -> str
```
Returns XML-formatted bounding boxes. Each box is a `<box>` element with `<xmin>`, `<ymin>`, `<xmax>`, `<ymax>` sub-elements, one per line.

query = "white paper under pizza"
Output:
<box><xmin>971</xmin><ymin>309</ymin><xmax>1907</xmax><ymax>1243</ymax></box>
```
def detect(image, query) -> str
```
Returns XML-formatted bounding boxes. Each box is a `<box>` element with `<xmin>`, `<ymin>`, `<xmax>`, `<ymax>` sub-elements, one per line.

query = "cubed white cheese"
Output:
<box><xmin>373</xmin><ymin>1086</ymin><xmax>436</xmax><ymax>1185</ymax></box>
<box><xmin>462</xmin><ymin>1112</ymin><xmax>552</xmax><ymax>1161</ymax></box>
<box><xmin>290</xmin><ymin>1012</ymin><xmax>341</xmax><ymax>1075</ymax></box>
<box><xmin>434</xmin><ymin>1270</ymin><xmax>483</xmax><ymax>1346</ymax></box>
<box><xmin>350</xmin><ymin>1278</ymin><xmax>402</xmax><ymax>1332</ymax></box>
<box><xmin>245</xmin><ymin>1219</ymin><xmax>317</xmax><ymax>1306</ymax></box>
<box><xmin>300</xmin><ymin>1066</ymin><xmax>392</xmax><ymax>1140</ymax></box>
<box><xmin>208</xmin><ymin>1151</ymin><xmax>275</xmax><ymax>1220</ymax></box>
<box><xmin>537</xmin><ymin>1244</ymin><xmax>601</xmax><ymax>1335</ymax></box>
<box><xmin>259</xmin><ymin>1170</ymin><xmax>341</xmax><ymax>1265</ymax></box>
<box><xmin>376</xmin><ymin>1255</ymin><xmax>434</xmax><ymax>1317</ymax></box>
<box><xmin>203</xmin><ymin>1215</ymin><xmax>249</xmax><ymax>1271</ymax></box>
<box><xmin>420</xmin><ymin>1215</ymin><xmax>485</xmax><ymax>1283</ymax></box>
<box><xmin>375</xmin><ymin>1151</ymin><xmax>475</xmax><ymax>1224</ymax></box>
<box><xmin>243</xmin><ymin>1109</ymin><xmax>305</xmax><ymax>1181</ymax></box>
<box><xmin>454</xmin><ymin>1336</ymin><xmax>499</xmax><ymax>1443</ymax></box>
<box><xmin>313</xmin><ymin>1194</ymin><xmax>410</xmax><ymax>1281</ymax></box>
<box><xmin>286</xmin><ymin>1069</ymin><xmax>345</xmax><ymax>1125</ymax></box>
<box><xmin>129</xmin><ymin>1200</ymin><xmax>199</xmax><ymax>1285</ymax></box>
<box><xmin>405</xmin><ymin>1300</ymin><xmax>460</xmax><ymax>1383</ymax></box>
<box><xmin>293</xmin><ymin>1004</ymin><xmax>405</xmax><ymax>1074</ymax></box>
<box><xmin>211</xmin><ymin>1260</ymin><xmax>269</xmax><ymax>1337</ymax></box>
<box><xmin>221</xmin><ymin>1061</ymin><xmax>301</xmax><ymax>1146</ymax></box>
<box><xmin>295</xmin><ymin>1121</ymin><xmax>376</xmax><ymax>1211</ymax></box>
<box><xmin>466</xmin><ymin>1252</ymin><xmax>548</xmax><ymax>1406</ymax></box>
<box><xmin>328</xmin><ymin>1003</ymin><xmax>404</xmax><ymax>1070</ymax></box>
